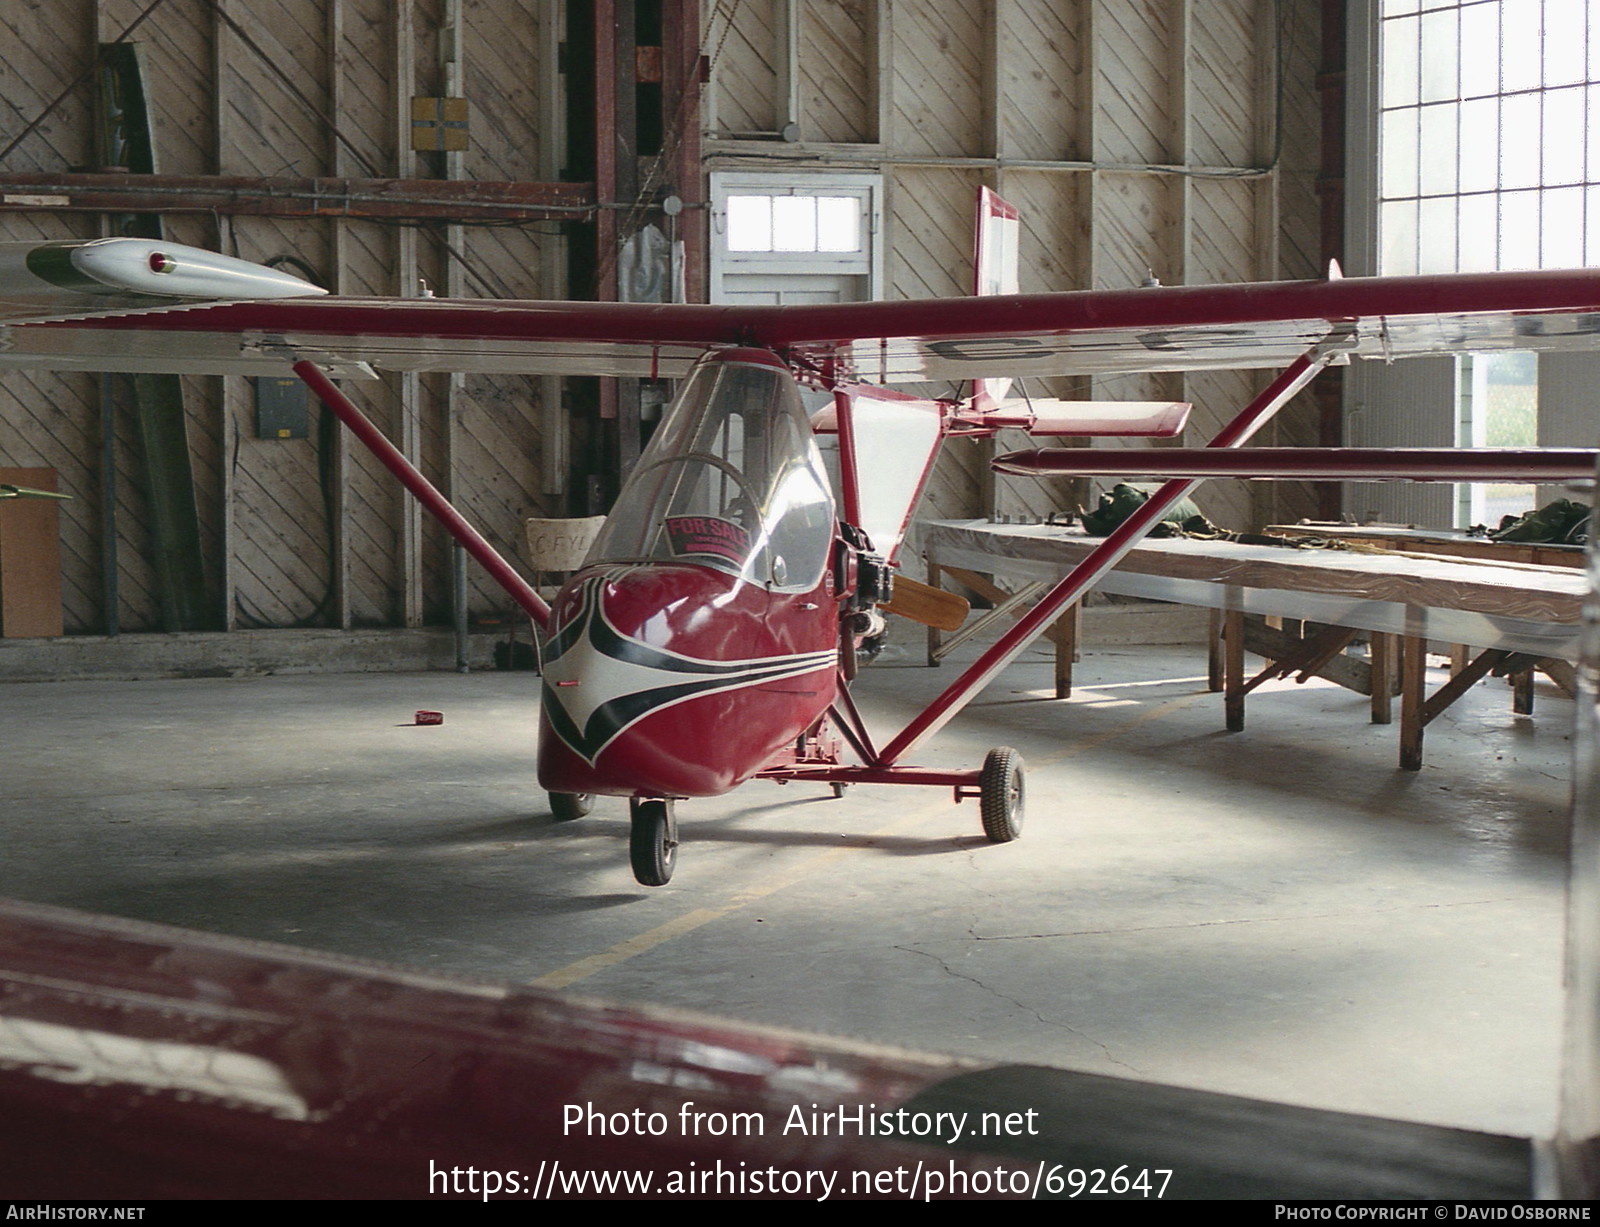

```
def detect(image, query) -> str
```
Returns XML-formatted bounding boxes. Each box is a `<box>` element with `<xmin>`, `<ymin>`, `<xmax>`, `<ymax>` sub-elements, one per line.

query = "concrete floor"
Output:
<box><xmin>0</xmin><ymin>630</ymin><xmax>1572</xmax><ymax>1141</ymax></box>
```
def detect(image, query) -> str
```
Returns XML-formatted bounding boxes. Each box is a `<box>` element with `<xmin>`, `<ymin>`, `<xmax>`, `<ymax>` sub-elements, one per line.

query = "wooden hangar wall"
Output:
<box><xmin>0</xmin><ymin>0</ymin><xmax>1324</xmax><ymax>640</ymax></box>
<box><xmin>703</xmin><ymin>0</ymin><xmax>1326</xmax><ymax>533</ymax></box>
<box><xmin>0</xmin><ymin>0</ymin><xmax>568</xmax><ymax>635</ymax></box>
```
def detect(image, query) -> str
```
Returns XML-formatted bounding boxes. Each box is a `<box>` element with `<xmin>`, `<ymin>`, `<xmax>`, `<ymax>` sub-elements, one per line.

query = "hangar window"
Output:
<box><xmin>725</xmin><ymin>193</ymin><xmax>863</xmax><ymax>254</ymax></box>
<box><xmin>1377</xmin><ymin>0</ymin><xmax>1600</xmax><ymax>276</ymax></box>
<box><xmin>1354</xmin><ymin>0</ymin><xmax>1600</xmax><ymax>527</ymax></box>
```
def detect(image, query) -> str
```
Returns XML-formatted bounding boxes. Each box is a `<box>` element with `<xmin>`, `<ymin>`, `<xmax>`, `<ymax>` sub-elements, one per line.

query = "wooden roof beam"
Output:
<box><xmin>0</xmin><ymin>172</ymin><xmax>596</xmax><ymax>221</ymax></box>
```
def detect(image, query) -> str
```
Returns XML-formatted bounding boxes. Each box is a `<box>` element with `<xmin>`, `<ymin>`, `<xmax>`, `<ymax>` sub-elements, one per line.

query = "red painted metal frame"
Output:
<box><xmin>664</xmin><ymin>0</ymin><xmax>706</xmax><ymax>302</ymax></box>
<box><xmin>993</xmin><ymin>446</ymin><xmax>1600</xmax><ymax>483</ymax></box>
<box><xmin>871</xmin><ymin>347</ymin><xmax>1335</xmax><ymax>768</ymax></box>
<box><xmin>293</xmin><ymin>361</ymin><xmax>550</xmax><ymax>629</ymax></box>
<box><xmin>757</xmin><ymin>687</ymin><xmax>882</xmax><ymax>786</ymax></box>
<box><xmin>759</xmin><ymin>764</ymin><xmax>982</xmax><ymax>789</ymax></box>
<box><xmin>593</xmin><ymin>0</ymin><xmax>619</xmax><ymax>306</ymax></box>
<box><xmin>832</xmin><ymin>684</ymin><xmax>879</xmax><ymax>762</ymax></box>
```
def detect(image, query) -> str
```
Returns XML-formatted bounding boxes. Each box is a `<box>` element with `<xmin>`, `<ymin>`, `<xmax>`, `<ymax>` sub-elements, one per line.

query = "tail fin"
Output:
<box><xmin>971</xmin><ymin>187</ymin><xmax>1020</xmax><ymax>413</ymax></box>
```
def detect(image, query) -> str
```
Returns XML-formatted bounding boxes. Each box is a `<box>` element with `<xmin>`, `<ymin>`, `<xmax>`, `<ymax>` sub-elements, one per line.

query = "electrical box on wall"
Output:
<box><xmin>254</xmin><ymin>377</ymin><xmax>310</xmax><ymax>439</ymax></box>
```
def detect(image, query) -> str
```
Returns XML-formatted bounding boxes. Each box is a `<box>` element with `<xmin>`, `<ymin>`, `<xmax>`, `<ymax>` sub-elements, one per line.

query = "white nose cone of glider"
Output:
<box><xmin>65</xmin><ymin>239</ymin><xmax>327</xmax><ymax>300</ymax></box>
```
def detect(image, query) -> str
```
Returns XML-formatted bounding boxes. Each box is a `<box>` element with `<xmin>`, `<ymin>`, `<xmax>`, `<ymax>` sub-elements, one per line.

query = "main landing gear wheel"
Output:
<box><xmin>979</xmin><ymin>747</ymin><xmax>1025</xmax><ymax>843</ymax></box>
<box><xmin>629</xmin><ymin>798</ymin><xmax>678</xmax><ymax>886</ymax></box>
<box><xmin>548</xmin><ymin>792</ymin><xmax>593</xmax><ymax>822</ymax></box>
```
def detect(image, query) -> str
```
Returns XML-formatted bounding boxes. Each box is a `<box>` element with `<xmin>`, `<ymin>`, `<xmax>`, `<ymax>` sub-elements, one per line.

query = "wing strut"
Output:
<box><xmin>292</xmin><ymin>360</ymin><xmax>551</xmax><ymax>629</ymax></box>
<box><xmin>872</xmin><ymin>341</ymin><xmax>1341</xmax><ymax>767</ymax></box>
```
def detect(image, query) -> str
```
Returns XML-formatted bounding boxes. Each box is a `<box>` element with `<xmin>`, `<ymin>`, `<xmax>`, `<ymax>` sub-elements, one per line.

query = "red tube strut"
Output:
<box><xmin>875</xmin><ymin>346</ymin><xmax>1334</xmax><ymax>767</ymax></box>
<box><xmin>292</xmin><ymin>360</ymin><xmax>550</xmax><ymax>629</ymax></box>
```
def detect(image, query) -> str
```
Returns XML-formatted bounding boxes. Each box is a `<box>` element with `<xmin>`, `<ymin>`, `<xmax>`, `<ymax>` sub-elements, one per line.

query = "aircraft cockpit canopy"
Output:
<box><xmin>587</xmin><ymin>354</ymin><xmax>835</xmax><ymax>591</ymax></box>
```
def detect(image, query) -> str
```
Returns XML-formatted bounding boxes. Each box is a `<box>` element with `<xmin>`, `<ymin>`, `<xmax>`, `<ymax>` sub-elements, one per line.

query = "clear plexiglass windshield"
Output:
<box><xmin>586</xmin><ymin>357</ymin><xmax>835</xmax><ymax>591</ymax></box>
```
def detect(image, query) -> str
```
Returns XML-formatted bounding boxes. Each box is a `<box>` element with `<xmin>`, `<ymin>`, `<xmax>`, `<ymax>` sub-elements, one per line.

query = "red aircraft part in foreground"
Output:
<box><xmin>7</xmin><ymin>217</ymin><xmax>1600</xmax><ymax>885</ymax></box>
<box><xmin>0</xmin><ymin>898</ymin><xmax>1021</xmax><ymax>1200</ymax></box>
<box><xmin>0</xmin><ymin>895</ymin><xmax>1546</xmax><ymax>1200</ymax></box>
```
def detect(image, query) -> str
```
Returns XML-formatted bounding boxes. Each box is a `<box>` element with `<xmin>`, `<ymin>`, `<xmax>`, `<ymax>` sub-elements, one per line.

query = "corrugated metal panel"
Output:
<box><xmin>1343</xmin><ymin>357</ymin><xmax>1458</xmax><ymax>528</ymax></box>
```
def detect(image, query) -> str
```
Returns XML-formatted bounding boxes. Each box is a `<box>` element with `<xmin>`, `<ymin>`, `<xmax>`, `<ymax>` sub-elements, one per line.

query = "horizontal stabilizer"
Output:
<box><xmin>983</xmin><ymin>398</ymin><xmax>1191</xmax><ymax>438</ymax></box>
<box><xmin>992</xmin><ymin>446</ymin><xmax>1600</xmax><ymax>483</ymax></box>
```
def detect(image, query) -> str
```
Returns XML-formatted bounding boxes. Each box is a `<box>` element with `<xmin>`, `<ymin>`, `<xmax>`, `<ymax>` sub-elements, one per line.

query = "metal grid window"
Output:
<box><xmin>1379</xmin><ymin>0</ymin><xmax>1600</xmax><ymax>275</ymax></box>
<box><xmin>1373</xmin><ymin>0</ymin><xmax>1600</xmax><ymax>528</ymax></box>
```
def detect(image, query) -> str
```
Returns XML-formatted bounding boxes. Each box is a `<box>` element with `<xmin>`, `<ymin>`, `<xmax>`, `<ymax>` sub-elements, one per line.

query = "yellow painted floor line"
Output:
<box><xmin>1041</xmin><ymin>690</ymin><xmax>1209</xmax><ymax>764</ymax></box>
<box><xmin>531</xmin><ymin>687</ymin><xmax>1209</xmax><ymax>991</ymax></box>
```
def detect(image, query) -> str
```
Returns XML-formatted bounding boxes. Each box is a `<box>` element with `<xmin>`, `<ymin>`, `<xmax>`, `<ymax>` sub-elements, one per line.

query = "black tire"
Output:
<box><xmin>629</xmin><ymin>798</ymin><xmax>678</xmax><ymax>886</ymax></box>
<box><xmin>549</xmin><ymin>792</ymin><xmax>593</xmax><ymax>822</ymax></box>
<box><xmin>979</xmin><ymin>747</ymin><xmax>1024</xmax><ymax>843</ymax></box>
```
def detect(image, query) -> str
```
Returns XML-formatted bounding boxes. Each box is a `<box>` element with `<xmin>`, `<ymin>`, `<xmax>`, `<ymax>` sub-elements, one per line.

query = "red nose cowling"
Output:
<box><xmin>536</xmin><ymin>564</ymin><xmax>838</xmax><ymax>798</ymax></box>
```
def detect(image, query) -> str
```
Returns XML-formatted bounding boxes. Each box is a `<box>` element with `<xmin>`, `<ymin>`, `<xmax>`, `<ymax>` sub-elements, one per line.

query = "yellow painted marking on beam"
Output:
<box><xmin>532</xmin><ymin>687</ymin><xmax>1208</xmax><ymax>990</ymax></box>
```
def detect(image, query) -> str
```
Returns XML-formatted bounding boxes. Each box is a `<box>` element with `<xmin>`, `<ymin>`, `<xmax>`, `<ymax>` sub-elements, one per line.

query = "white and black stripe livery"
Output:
<box><xmin>541</xmin><ymin>571</ymin><xmax>837</xmax><ymax>766</ymax></box>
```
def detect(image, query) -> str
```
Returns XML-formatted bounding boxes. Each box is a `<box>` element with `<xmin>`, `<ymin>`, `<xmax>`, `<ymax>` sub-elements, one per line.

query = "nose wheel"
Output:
<box><xmin>629</xmin><ymin>798</ymin><xmax>678</xmax><ymax>886</ymax></box>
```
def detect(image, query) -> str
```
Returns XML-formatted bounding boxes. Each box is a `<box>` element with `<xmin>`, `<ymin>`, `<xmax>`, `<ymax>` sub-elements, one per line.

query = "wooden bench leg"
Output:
<box><xmin>1370</xmin><ymin>632</ymin><xmax>1393</xmax><ymax>725</ymax></box>
<box><xmin>1054</xmin><ymin>601</ymin><xmax>1080</xmax><ymax>699</ymax></box>
<box><xmin>1224</xmin><ymin>608</ymin><xmax>1246</xmax><ymax>731</ymax></box>
<box><xmin>1540</xmin><ymin>658</ymin><xmax>1577</xmax><ymax>698</ymax></box>
<box><xmin>1208</xmin><ymin>607</ymin><xmax>1224</xmax><ymax>693</ymax></box>
<box><xmin>1512</xmin><ymin>668</ymin><xmax>1535</xmax><ymax>715</ymax></box>
<box><xmin>1397</xmin><ymin>641</ymin><xmax>1508</xmax><ymax>770</ymax></box>
<box><xmin>1400</xmin><ymin>634</ymin><xmax>1427</xmax><ymax>770</ymax></box>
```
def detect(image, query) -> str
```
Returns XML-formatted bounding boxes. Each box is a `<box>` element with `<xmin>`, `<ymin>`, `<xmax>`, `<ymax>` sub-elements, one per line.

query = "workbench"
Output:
<box><xmin>1266</xmin><ymin>522</ymin><xmax>1586</xmax><ymax>569</ymax></box>
<box><xmin>923</xmin><ymin>519</ymin><xmax>1587</xmax><ymax>769</ymax></box>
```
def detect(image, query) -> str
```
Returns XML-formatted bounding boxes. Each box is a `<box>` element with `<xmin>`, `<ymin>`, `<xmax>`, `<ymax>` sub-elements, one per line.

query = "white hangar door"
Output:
<box><xmin>709</xmin><ymin>173</ymin><xmax>883</xmax><ymax>306</ymax></box>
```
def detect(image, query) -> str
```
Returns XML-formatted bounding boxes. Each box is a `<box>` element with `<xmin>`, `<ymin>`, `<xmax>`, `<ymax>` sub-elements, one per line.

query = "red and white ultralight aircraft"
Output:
<box><xmin>4</xmin><ymin>189</ymin><xmax>1599</xmax><ymax>885</ymax></box>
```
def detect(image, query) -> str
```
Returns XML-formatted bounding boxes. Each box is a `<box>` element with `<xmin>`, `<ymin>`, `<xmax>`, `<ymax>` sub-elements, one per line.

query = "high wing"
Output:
<box><xmin>9</xmin><ymin>237</ymin><xmax>1600</xmax><ymax>782</ymax></box>
<box><xmin>6</xmin><ymin>238</ymin><xmax>1600</xmax><ymax>383</ymax></box>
